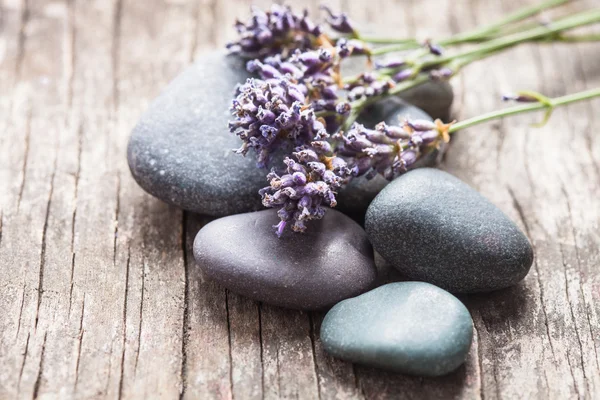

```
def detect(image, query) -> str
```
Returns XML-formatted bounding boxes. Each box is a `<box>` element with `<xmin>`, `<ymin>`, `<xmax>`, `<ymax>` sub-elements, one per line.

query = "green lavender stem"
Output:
<box><xmin>368</xmin><ymin>0</ymin><xmax>570</xmax><ymax>54</ymax></box>
<box><xmin>420</xmin><ymin>9</ymin><xmax>600</xmax><ymax>69</ymax></box>
<box><xmin>449</xmin><ymin>88</ymin><xmax>600</xmax><ymax>133</ymax></box>
<box><xmin>342</xmin><ymin>8</ymin><xmax>600</xmax><ymax>130</ymax></box>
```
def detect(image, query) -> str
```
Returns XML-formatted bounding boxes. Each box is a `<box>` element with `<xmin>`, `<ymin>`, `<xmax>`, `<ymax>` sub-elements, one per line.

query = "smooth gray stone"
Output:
<box><xmin>336</xmin><ymin>100</ymin><xmax>438</xmax><ymax>220</ymax></box>
<box><xmin>193</xmin><ymin>208</ymin><xmax>377</xmax><ymax>310</ymax></box>
<box><xmin>365</xmin><ymin>169</ymin><xmax>534</xmax><ymax>292</ymax></box>
<box><xmin>321</xmin><ymin>282</ymin><xmax>473</xmax><ymax>376</ymax></box>
<box><xmin>127</xmin><ymin>50</ymin><xmax>266</xmax><ymax>216</ymax></box>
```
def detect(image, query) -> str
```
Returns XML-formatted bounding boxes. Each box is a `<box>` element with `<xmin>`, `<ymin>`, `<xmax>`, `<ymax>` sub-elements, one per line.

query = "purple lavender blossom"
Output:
<box><xmin>320</xmin><ymin>6</ymin><xmax>357</xmax><ymax>35</ymax></box>
<box><xmin>429</xmin><ymin>67</ymin><xmax>454</xmax><ymax>81</ymax></box>
<box><xmin>229</xmin><ymin>76</ymin><xmax>328</xmax><ymax>168</ymax></box>
<box><xmin>335</xmin><ymin>119</ymin><xmax>450</xmax><ymax>180</ymax></box>
<box><xmin>260</xmin><ymin>141</ymin><xmax>351</xmax><ymax>237</ymax></box>
<box><xmin>227</xmin><ymin>5</ymin><xmax>322</xmax><ymax>59</ymax></box>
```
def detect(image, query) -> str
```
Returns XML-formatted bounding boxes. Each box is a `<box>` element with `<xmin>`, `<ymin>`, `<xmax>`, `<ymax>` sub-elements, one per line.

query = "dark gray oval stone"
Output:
<box><xmin>193</xmin><ymin>208</ymin><xmax>377</xmax><ymax>310</ymax></box>
<box><xmin>127</xmin><ymin>50</ymin><xmax>266</xmax><ymax>216</ymax></box>
<box><xmin>321</xmin><ymin>282</ymin><xmax>473</xmax><ymax>376</ymax></box>
<box><xmin>365</xmin><ymin>168</ymin><xmax>534</xmax><ymax>292</ymax></box>
<box><xmin>336</xmin><ymin>100</ymin><xmax>439</xmax><ymax>220</ymax></box>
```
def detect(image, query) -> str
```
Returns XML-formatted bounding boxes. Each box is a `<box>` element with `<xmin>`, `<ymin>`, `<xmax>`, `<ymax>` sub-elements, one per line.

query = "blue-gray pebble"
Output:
<box><xmin>365</xmin><ymin>168</ymin><xmax>534</xmax><ymax>292</ymax></box>
<box><xmin>320</xmin><ymin>282</ymin><xmax>473</xmax><ymax>376</ymax></box>
<box><xmin>193</xmin><ymin>208</ymin><xmax>377</xmax><ymax>310</ymax></box>
<box><xmin>127</xmin><ymin>51</ymin><xmax>267</xmax><ymax>216</ymax></box>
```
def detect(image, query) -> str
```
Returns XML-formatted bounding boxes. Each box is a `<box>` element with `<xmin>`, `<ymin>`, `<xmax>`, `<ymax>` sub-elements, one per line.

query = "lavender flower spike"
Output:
<box><xmin>260</xmin><ymin>141</ymin><xmax>351</xmax><ymax>237</ymax></box>
<box><xmin>335</xmin><ymin>119</ymin><xmax>453</xmax><ymax>181</ymax></box>
<box><xmin>227</xmin><ymin>5</ymin><xmax>322</xmax><ymax>59</ymax></box>
<box><xmin>229</xmin><ymin>76</ymin><xmax>327</xmax><ymax>168</ymax></box>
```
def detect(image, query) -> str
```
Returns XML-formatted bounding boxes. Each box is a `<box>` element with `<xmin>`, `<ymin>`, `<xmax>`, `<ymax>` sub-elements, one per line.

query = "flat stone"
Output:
<box><xmin>365</xmin><ymin>168</ymin><xmax>534</xmax><ymax>292</ymax></box>
<box><xmin>193</xmin><ymin>208</ymin><xmax>377</xmax><ymax>310</ymax></box>
<box><xmin>320</xmin><ymin>282</ymin><xmax>473</xmax><ymax>376</ymax></box>
<box><xmin>127</xmin><ymin>50</ymin><xmax>266</xmax><ymax>216</ymax></box>
<box><xmin>337</xmin><ymin>99</ymin><xmax>438</xmax><ymax>220</ymax></box>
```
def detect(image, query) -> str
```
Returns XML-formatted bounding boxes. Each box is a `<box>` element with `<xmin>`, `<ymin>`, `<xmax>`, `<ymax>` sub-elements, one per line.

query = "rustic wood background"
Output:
<box><xmin>1</xmin><ymin>0</ymin><xmax>599</xmax><ymax>398</ymax></box>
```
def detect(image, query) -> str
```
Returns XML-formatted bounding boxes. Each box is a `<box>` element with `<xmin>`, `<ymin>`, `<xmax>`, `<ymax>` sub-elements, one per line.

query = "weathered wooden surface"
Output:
<box><xmin>1</xmin><ymin>0</ymin><xmax>599</xmax><ymax>398</ymax></box>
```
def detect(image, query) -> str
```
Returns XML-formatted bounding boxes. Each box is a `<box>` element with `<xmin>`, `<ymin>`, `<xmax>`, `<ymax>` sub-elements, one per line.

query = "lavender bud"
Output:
<box><xmin>292</xmin><ymin>172</ymin><xmax>307</xmax><ymax>185</ymax></box>
<box><xmin>351</xmin><ymin>156</ymin><xmax>372</xmax><ymax>177</ymax></box>
<box><xmin>400</xmin><ymin>149</ymin><xmax>418</xmax><ymax>167</ymax></box>
<box><xmin>335</xmin><ymin>102</ymin><xmax>351</xmax><ymax>115</ymax></box>
<box><xmin>375</xmin><ymin>59</ymin><xmax>406</xmax><ymax>69</ymax></box>
<box><xmin>311</xmin><ymin>140</ymin><xmax>332</xmax><ymax>153</ymax></box>
<box><xmin>376</xmin><ymin>122</ymin><xmax>411</xmax><ymax>139</ymax></box>
<box><xmin>416</xmin><ymin>129</ymin><xmax>439</xmax><ymax>144</ymax></box>
<box><xmin>407</xmin><ymin>119</ymin><xmax>436</xmax><ymax>131</ymax></box>
<box><xmin>320</xmin><ymin>5</ymin><xmax>356</xmax><ymax>35</ymax></box>
<box><xmin>392</xmin><ymin>69</ymin><xmax>413</xmax><ymax>82</ymax></box>
<box><xmin>425</xmin><ymin>40</ymin><xmax>443</xmax><ymax>56</ymax></box>
<box><xmin>429</xmin><ymin>67</ymin><xmax>453</xmax><ymax>81</ymax></box>
<box><xmin>502</xmin><ymin>93</ymin><xmax>539</xmax><ymax>103</ymax></box>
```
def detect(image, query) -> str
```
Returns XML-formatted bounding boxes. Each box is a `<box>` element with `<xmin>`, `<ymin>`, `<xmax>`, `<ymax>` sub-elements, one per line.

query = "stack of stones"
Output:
<box><xmin>127</xmin><ymin>51</ymin><xmax>533</xmax><ymax>377</ymax></box>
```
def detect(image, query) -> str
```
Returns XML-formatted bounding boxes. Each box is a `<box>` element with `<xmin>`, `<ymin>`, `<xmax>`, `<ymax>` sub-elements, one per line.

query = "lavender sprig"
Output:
<box><xmin>260</xmin><ymin>140</ymin><xmax>351</xmax><ymax>237</ymax></box>
<box><xmin>229</xmin><ymin>76</ymin><xmax>328</xmax><ymax>168</ymax></box>
<box><xmin>227</xmin><ymin>5</ymin><xmax>322</xmax><ymax>59</ymax></box>
<box><xmin>336</xmin><ymin>119</ymin><xmax>451</xmax><ymax>181</ymax></box>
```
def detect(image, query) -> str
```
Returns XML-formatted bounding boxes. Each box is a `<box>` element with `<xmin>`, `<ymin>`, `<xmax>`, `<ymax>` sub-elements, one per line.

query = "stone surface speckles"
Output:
<box><xmin>320</xmin><ymin>282</ymin><xmax>473</xmax><ymax>376</ymax></box>
<box><xmin>193</xmin><ymin>208</ymin><xmax>377</xmax><ymax>310</ymax></box>
<box><xmin>365</xmin><ymin>168</ymin><xmax>534</xmax><ymax>292</ymax></box>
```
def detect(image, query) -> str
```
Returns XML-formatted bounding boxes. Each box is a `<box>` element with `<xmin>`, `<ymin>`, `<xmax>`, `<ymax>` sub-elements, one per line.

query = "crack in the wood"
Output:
<box><xmin>472</xmin><ymin>321</ymin><xmax>485</xmax><ymax>400</ymax></box>
<box><xmin>507</xmin><ymin>186</ymin><xmax>558</xmax><ymax>364</ymax></box>
<box><xmin>68</xmin><ymin>123</ymin><xmax>83</xmax><ymax>316</ymax></box>
<box><xmin>179</xmin><ymin>212</ymin><xmax>189</xmax><ymax>400</ymax></box>
<box><xmin>14</xmin><ymin>0</ymin><xmax>29</xmax><ymax>80</ymax></box>
<box><xmin>68</xmin><ymin>253</ymin><xmax>76</xmax><ymax>316</ymax></box>
<box><xmin>479</xmin><ymin>313</ymin><xmax>500</xmax><ymax>400</ymax></box>
<box><xmin>35</xmin><ymin>162</ymin><xmax>57</xmax><ymax>331</ymax></box>
<box><xmin>564</xmin><ymin>348</ymin><xmax>581</xmax><ymax>400</ymax></box>
<box><xmin>225</xmin><ymin>290</ymin><xmax>234</xmax><ymax>399</ymax></box>
<box><xmin>559</xmin><ymin>186</ymin><xmax>589</xmax><ymax>395</ymax></box>
<box><xmin>134</xmin><ymin>260</ymin><xmax>146</xmax><ymax>375</ymax></box>
<box><xmin>113</xmin><ymin>173</ymin><xmax>121</xmax><ymax>266</ymax></box>
<box><xmin>16</xmin><ymin>109</ymin><xmax>32</xmax><ymax>213</ymax></box>
<box><xmin>17</xmin><ymin>332</ymin><xmax>30</xmax><ymax>394</ymax></box>
<box><xmin>308</xmin><ymin>314</ymin><xmax>321</xmax><ymax>400</ymax></box>
<box><xmin>74</xmin><ymin>295</ymin><xmax>85</xmax><ymax>391</ymax></box>
<box><xmin>32</xmin><ymin>332</ymin><xmax>47</xmax><ymax>399</ymax></box>
<box><xmin>118</xmin><ymin>245</ymin><xmax>131</xmax><ymax>400</ymax></box>
<box><xmin>16</xmin><ymin>282</ymin><xmax>26</xmax><ymax>339</ymax></box>
<box><xmin>111</xmin><ymin>0</ymin><xmax>123</xmax><ymax>111</ymax></box>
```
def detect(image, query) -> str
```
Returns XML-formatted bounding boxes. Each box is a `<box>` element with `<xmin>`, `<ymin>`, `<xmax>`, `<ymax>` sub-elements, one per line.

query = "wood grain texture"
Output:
<box><xmin>0</xmin><ymin>0</ymin><xmax>599</xmax><ymax>398</ymax></box>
